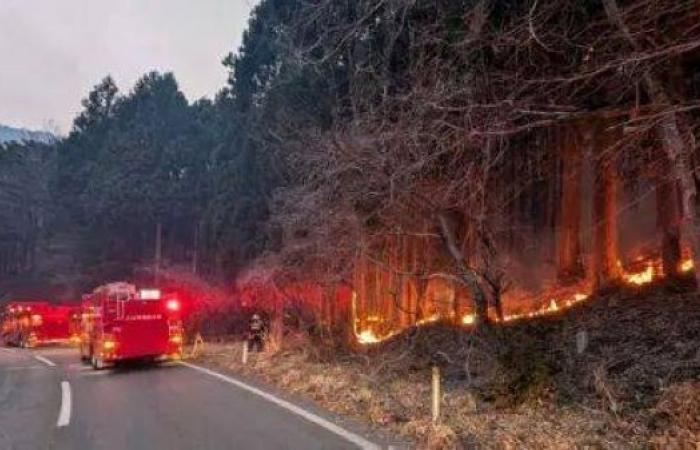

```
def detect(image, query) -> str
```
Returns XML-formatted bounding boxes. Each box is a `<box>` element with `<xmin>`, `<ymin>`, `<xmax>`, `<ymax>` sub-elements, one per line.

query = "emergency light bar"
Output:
<box><xmin>139</xmin><ymin>289</ymin><xmax>161</xmax><ymax>300</ymax></box>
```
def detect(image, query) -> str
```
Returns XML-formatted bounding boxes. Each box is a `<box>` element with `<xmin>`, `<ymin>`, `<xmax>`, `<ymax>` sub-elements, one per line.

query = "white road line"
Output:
<box><xmin>57</xmin><ymin>381</ymin><xmax>72</xmax><ymax>427</ymax></box>
<box><xmin>34</xmin><ymin>355</ymin><xmax>56</xmax><ymax>367</ymax></box>
<box><xmin>181</xmin><ymin>362</ymin><xmax>380</xmax><ymax>450</ymax></box>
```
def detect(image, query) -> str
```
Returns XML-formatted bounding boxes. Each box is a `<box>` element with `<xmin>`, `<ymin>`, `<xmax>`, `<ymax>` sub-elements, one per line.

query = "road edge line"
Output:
<box><xmin>180</xmin><ymin>361</ymin><xmax>381</xmax><ymax>450</ymax></box>
<box><xmin>34</xmin><ymin>355</ymin><xmax>56</xmax><ymax>367</ymax></box>
<box><xmin>57</xmin><ymin>381</ymin><xmax>72</xmax><ymax>427</ymax></box>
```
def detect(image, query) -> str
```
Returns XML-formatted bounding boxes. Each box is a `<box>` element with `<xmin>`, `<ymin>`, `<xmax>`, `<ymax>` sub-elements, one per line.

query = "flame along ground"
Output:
<box><xmin>353</xmin><ymin>256</ymin><xmax>695</xmax><ymax>344</ymax></box>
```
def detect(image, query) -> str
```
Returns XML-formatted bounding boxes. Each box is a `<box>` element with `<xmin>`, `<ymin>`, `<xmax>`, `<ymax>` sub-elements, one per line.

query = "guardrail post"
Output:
<box><xmin>242</xmin><ymin>340</ymin><xmax>249</xmax><ymax>365</ymax></box>
<box><xmin>432</xmin><ymin>365</ymin><xmax>441</xmax><ymax>424</ymax></box>
<box><xmin>576</xmin><ymin>330</ymin><xmax>588</xmax><ymax>354</ymax></box>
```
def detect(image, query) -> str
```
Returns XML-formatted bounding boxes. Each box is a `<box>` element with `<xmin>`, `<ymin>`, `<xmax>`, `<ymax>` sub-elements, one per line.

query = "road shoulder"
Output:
<box><xmin>186</xmin><ymin>342</ymin><xmax>411</xmax><ymax>449</ymax></box>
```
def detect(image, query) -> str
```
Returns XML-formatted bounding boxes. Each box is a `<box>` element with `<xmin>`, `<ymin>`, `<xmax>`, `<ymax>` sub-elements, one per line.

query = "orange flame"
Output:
<box><xmin>356</xmin><ymin>290</ymin><xmax>592</xmax><ymax>344</ymax></box>
<box><xmin>416</xmin><ymin>314</ymin><xmax>440</xmax><ymax>326</ymax></box>
<box><xmin>354</xmin><ymin>250</ymin><xmax>697</xmax><ymax>345</ymax></box>
<box><xmin>461</xmin><ymin>314</ymin><xmax>475</xmax><ymax>325</ymax></box>
<box><xmin>618</xmin><ymin>259</ymin><xmax>658</xmax><ymax>286</ymax></box>
<box><xmin>680</xmin><ymin>258</ymin><xmax>694</xmax><ymax>273</ymax></box>
<box><xmin>356</xmin><ymin>329</ymin><xmax>382</xmax><ymax>344</ymax></box>
<box><xmin>625</xmin><ymin>263</ymin><xmax>655</xmax><ymax>285</ymax></box>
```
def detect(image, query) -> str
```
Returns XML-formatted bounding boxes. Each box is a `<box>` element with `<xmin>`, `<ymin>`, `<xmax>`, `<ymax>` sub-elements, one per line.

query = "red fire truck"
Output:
<box><xmin>1</xmin><ymin>301</ymin><xmax>79</xmax><ymax>347</ymax></box>
<box><xmin>79</xmin><ymin>282</ymin><xmax>183</xmax><ymax>370</ymax></box>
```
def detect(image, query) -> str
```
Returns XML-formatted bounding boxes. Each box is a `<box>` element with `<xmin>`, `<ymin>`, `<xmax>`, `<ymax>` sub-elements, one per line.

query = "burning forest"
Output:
<box><xmin>251</xmin><ymin>0</ymin><xmax>700</xmax><ymax>350</ymax></box>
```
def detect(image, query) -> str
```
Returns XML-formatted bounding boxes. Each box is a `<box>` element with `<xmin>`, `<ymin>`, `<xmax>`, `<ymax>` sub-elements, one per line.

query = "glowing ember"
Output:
<box><xmin>621</xmin><ymin>262</ymin><xmax>655</xmax><ymax>286</ymax></box>
<box><xmin>573</xmin><ymin>293</ymin><xmax>588</xmax><ymax>302</ymax></box>
<box><xmin>548</xmin><ymin>299</ymin><xmax>559</xmax><ymax>312</ymax></box>
<box><xmin>416</xmin><ymin>314</ymin><xmax>440</xmax><ymax>326</ymax></box>
<box><xmin>680</xmin><ymin>258</ymin><xmax>694</xmax><ymax>273</ymax></box>
<box><xmin>461</xmin><ymin>314</ymin><xmax>475</xmax><ymax>325</ymax></box>
<box><xmin>356</xmin><ymin>329</ymin><xmax>381</xmax><ymax>344</ymax></box>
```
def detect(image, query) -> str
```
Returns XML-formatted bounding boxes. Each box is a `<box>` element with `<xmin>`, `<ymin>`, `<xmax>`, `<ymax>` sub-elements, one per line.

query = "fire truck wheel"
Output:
<box><xmin>91</xmin><ymin>355</ymin><xmax>105</xmax><ymax>370</ymax></box>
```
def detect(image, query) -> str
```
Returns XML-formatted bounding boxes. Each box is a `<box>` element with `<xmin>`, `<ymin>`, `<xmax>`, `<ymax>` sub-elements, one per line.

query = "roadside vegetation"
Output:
<box><xmin>194</xmin><ymin>285</ymin><xmax>700</xmax><ymax>449</ymax></box>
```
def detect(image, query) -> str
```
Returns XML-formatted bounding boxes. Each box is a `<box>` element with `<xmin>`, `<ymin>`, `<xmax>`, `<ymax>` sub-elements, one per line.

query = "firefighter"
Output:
<box><xmin>248</xmin><ymin>313</ymin><xmax>266</xmax><ymax>352</ymax></box>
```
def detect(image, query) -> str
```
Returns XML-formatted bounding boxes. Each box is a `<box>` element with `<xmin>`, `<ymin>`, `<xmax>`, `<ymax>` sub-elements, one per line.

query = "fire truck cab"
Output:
<box><xmin>79</xmin><ymin>282</ymin><xmax>183</xmax><ymax>370</ymax></box>
<box><xmin>1</xmin><ymin>301</ymin><xmax>77</xmax><ymax>348</ymax></box>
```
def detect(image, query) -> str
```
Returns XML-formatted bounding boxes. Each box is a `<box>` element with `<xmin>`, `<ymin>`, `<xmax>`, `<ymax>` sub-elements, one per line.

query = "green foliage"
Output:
<box><xmin>0</xmin><ymin>141</ymin><xmax>55</xmax><ymax>295</ymax></box>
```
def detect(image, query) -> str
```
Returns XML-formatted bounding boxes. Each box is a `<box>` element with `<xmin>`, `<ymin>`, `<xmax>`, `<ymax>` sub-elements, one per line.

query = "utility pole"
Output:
<box><xmin>154</xmin><ymin>222</ymin><xmax>162</xmax><ymax>284</ymax></box>
<box><xmin>192</xmin><ymin>220</ymin><xmax>200</xmax><ymax>275</ymax></box>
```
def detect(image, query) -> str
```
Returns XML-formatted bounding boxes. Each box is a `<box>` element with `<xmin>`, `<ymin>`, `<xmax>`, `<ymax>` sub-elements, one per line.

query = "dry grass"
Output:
<box><xmin>190</xmin><ymin>287</ymin><xmax>700</xmax><ymax>449</ymax></box>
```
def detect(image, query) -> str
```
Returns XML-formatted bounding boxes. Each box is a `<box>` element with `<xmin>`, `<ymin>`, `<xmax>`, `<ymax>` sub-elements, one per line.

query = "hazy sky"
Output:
<box><xmin>0</xmin><ymin>0</ymin><xmax>257</xmax><ymax>134</ymax></box>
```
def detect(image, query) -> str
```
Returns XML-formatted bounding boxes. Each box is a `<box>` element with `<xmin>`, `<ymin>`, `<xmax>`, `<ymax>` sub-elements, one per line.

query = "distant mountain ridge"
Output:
<box><xmin>0</xmin><ymin>124</ymin><xmax>55</xmax><ymax>144</ymax></box>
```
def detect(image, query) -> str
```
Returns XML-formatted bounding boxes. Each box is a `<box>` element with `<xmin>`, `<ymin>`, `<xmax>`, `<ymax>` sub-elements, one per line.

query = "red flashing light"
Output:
<box><xmin>166</xmin><ymin>299</ymin><xmax>180</xmax><ymax>312</ymax></box>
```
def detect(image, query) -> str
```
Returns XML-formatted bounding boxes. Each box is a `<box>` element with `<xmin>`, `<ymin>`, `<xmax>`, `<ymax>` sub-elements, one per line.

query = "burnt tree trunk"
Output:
<box><xmin>651</xmin><ymin>92</ymin><xmax>700</xmax><ymax>288</ymax></box>
<box><xmin>656</xmin><ymin>172</ymin><xmax>682</xmax><ymax>279</ymax></box>
<box><xmin>603</xmin><ymin>0</ymin><xmax>700</xmax><ymax>290</ymax></box>
<box><xmin>451</xmin><ymin>280</ymin><xmax>460</xmax><ymax>324</ymax></box>
<box><xmin>557</xmin><ymin>126</ymin><xmax>585</xmax><ymax>284</ymax></box>
<box><xmin>438</xmin><ymin>212</ymin><xmax>489</xmax><ymax>326</ymax></box>
<box><xmin>406</xmin><ymin>234</ymin><xmax>419</xmax><ymax>326</ymax></box>
<box><xmin>356</xmin><ymin>249</ymin><xmax>367</xmax><ymax>330</ymax></box>
<box><xmin>592</xmin><ymin>122</ymin><xmax>620</xmax><ymax>288</ymax></box>
<box><xmin>415</xmin><ymin>275</ymin><xmax>428</xmax><ymax>322</ymax></box>
<box><xmin>398</xmin><ymin>233</ymin><xmax>411</xmax><ymax>328</ymax></box>
<box><xmin>383</xmin><ymin>237</ymin><xmax>396</xmax><ymax>330</ymax></box>
<box><xmin>415</xmin><ymin>234</ymin><xmax>428</xmax><ymax>321</ymax></box>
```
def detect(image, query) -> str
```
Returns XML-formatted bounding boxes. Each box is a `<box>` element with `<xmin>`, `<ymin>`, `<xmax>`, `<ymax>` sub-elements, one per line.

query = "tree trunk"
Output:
<box><xmin>374</xmin><ymin>262</ymin><xmax>381</xmax><ymax>321</ymax></box>
<box><xmin>398</xmin><ymin>233</ymin><xmax>411</xmax><ymax>327</ymax></box>
<box><xmin>603</xmin><ymin>0</ymin><xmax>700</xmax><ymax>290</ymax></box>
<box><xmin>656</xmin><ymin>172</ymin><xmax>682</xmax><ymax>279</ymax></box>
<box><xmin>437</xmin><ymin>212</ymin><xmax>489</xmax><ymax>326</ymax></box>
<box><xmin>415</xmin><ymin>234</ymin><xmax>427</xmax><ymax>321</ymax></box>
<box><xmin>557</xmin><ymin>126</ymin><xmax>585</xmax><ymax>284</ymax></box>
<box><xmin>154</xmin><ymin>222</ymin><xmax>163</xmax><ymax>284</ymax></box>
<box><xmin>451</xmin><ymin>280</ymin><xmax>460</xmax><ymax>324</ymax></box>
<box><xmin>415</xmin><ymin>275</ymin><xmax>428</xmax><ymax>322</ymax></box>
<box><xmin>357</xmin><ymin>251</ymin><xmax>367</xmax><ymax>330</ymax></box>
<box><xmin>592</xmin><ymin>122</ymin><xmax>620</xmax><ymax>288</ymax></box>
<box><xmin>192</xmin><ymin>220</ymin><xmax>200</xmax><ymax>275</ymax></box>
<box><xmin>410</xmin><ymin>234</ymin><xmax>419</xmax><ymax>325</ymax></box>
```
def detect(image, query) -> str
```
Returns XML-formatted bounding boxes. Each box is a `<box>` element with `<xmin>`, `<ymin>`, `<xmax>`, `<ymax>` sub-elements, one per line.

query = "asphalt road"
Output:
<box><xmin>0</xmin><ymin>346</ymin><xmax>386</xmax><ymax>450</ymax></box>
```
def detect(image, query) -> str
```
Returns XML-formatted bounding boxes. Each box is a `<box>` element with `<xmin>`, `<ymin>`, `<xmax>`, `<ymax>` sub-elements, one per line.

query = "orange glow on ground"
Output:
<box><xmin>416</xmin><ymin>314</ymin><xmax>440</xmax><ymax>326</ymax></box>
<box><xmin>355</xmin><ymin>290</ymin><xmax>591</xmax><ymax>344</ymax></box>
<box><xmin>354</xmin><ymin>252</ymin><xmax>698</xmax><ymax>344</ymax></box>
<box><xmin>617</xmin><ymin>259</ymin><xmax>657</xmax><ymax>286</ymax></box>
<box><xmin>461</xmin><ymin>314</ymin><xmax>475</xmax><ymax>325</ymax></box>
<box><xmin>356</xmin><ymin>329</ymin><xmax>381</xmax><ymax>344</ymax></box>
